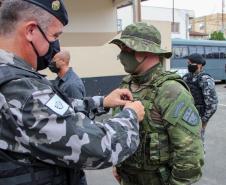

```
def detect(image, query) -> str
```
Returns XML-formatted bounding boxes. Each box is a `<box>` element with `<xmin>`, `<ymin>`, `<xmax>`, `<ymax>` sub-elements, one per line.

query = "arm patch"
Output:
<box><xmin>46</xmin><ymin>94</ymin><xmax>69</xmax><ymax>116</ymax></box>
<box><xmin>163</xmin><ymin>92</ymin><xmax>201</xmax><ymax>136</ymax></box>
<box><xmin>182</xmin><ymin>107</ymin><xmax>199</xmax><ymax>126</ymax></box>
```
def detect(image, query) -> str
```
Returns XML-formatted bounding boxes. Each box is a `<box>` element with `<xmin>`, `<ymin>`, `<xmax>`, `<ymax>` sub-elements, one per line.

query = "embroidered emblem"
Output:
<box><xmin>183</xmin><ymin>107</ymin><xmax>199</xmax><ymax>126</ymax></box>
<box><xmin>46</xmin><ymin>94</ymin><xmax>69</xmax><ymax>116</ymax></box>
<box><xmin>52</xmin><ymin>0</ymin><xmax>61</xmax><ymax>11</ymax></box>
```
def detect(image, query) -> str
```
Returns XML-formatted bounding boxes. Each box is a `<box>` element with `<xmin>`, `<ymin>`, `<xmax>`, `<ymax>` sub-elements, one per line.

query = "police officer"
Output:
<box><xmin>183</xmin><ymin>53</ymin><xmax>218</xmax><ymax>141</ymax></box>
<box><xmin>111</xmin><ymin>22</ymin><xmax>204</xmax><ymax>185</ymax></box>
<box><xmin>0</xmin><ymin>1</ymin><xmax>145</xmax><ymax>185</ymax></box>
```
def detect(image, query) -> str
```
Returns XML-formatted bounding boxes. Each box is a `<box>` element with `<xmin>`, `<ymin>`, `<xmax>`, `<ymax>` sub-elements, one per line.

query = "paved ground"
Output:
<box><xmin>85</xmin><ymin>84</ymin><xmax>226</xmax><ymax>185</ymax></box>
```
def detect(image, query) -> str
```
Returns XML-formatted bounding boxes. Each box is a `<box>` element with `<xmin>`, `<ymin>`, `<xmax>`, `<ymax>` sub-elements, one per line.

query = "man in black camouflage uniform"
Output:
<box><xmin>183</xmin><ymin>53</ymin><xmax>218</xmax><ymax>141</ymax></box>
<box><xmin>0</xmin><ymin>1</ymin><xmax>145</xmax><ymax>185</ymax></box>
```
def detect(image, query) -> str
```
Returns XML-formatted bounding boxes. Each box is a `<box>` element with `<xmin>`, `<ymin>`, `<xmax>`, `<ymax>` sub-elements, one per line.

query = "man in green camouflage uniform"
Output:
<box><xmin>0</xmin><ymin>1</ymin><xmax>145</xmax><ymax>185</ymax></box>
<box><xmin>110</xmin><ymin>22</ymin><xmax>204</xmax><ymax>185</ymax></box>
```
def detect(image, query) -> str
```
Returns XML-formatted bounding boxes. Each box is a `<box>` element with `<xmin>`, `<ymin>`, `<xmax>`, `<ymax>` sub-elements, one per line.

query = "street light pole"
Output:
<box><xmin>222</xmin><ymin>0</ymin><xmax>225</xmax><ymax>32</ymax></box>
<box><xmin>172</xmin><ymin>0</ymin><xmax>175</xmax><ymax>32</ymax></box>
<box><xmin>133</xmin><ymin>0</ymin><xmax>141</xmax><ymax>23</ymax></box>
<box><xmin>172</xmin><ymin>0</ymin><xmax>175</xmax><ymax>24</ymax></box>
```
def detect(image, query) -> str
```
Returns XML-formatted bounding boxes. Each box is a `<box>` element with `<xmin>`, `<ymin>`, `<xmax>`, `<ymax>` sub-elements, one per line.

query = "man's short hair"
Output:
<box><xmin>0</xmin><ymin>0</ymin><xmax>53</xmax><ymax>35</ymax></box>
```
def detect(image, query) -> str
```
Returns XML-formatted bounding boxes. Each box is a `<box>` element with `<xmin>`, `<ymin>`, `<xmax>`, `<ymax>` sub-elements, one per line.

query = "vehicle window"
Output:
<box><xmin>173</xmin><ymin>46</ymin><xmax>188</xmax><ymax>59</ymax></box>
<box><xmin>219</xmin><ymin>47</ymin><xmax>226</xmax><ymax>59</ymax></box>
<box><xmin>205</xmin><ymin>46</ymin><xmax>219</xmax><ymax>59</ymax></box>
<box><xmin>189</xmin><ymin>46</ymin><xmax>205</xmax><ymax>57</ymax></box>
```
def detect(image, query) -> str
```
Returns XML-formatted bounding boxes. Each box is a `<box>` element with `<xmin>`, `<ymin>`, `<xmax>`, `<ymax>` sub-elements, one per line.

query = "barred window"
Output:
<box><xmin>219</xmin><ymin>47</ymin><xmax>226</xmax><ymax>59</ymax></box>
<box><xmin>117</xmin><ymin>19</ymin><xmax>122</xmax><ymax>32</ymax></box>
<box><xmin>173</xmin><ymin>46</ymin><xmax>188</xmax><ymax>58</ymax></box>
<box><xmin>171</xmin><ymin>22</ymin><xmax>180</xmax><ymax>33</ymax></box>
<box><xmin>189</xmin><ymin>46</ymin><xmax>205</xmax><ymax>57</ymax></box>
<box><xmin>205</xmin><ymin>46</ymin><xmax>219</xmax><ymax>59</ymax></box>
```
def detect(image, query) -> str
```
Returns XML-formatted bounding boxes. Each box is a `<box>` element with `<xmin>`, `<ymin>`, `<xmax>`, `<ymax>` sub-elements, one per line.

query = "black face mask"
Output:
<box><xmin>48</xmin><ymin>61</ymin><xmax>60</xmax><ymax>73</ymax></box>
<box><xmin>188</xmin><ymin>63</ymin><xmax>198</xmax><ymax>73</ymax></box>
<box><xmin>30</xmin><ymin>25</ymin><xmax>60</xmax><ymax>71</ymax></box>
<box><xmin>36</xmin><ymin>40</ymin><xmax>60</xmax><ymax>71</ymax></box>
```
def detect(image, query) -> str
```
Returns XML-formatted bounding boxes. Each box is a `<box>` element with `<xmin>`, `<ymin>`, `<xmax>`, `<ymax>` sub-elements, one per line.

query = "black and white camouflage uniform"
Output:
<box><xmin>183</xmin><ymin>72</ymin><xmax>218</xmax><ymax>124</ymax></box>
<box><xmin>0</xmin><ymin>49</ymin><xmax>140</xmax><ymax>169</ymax></box>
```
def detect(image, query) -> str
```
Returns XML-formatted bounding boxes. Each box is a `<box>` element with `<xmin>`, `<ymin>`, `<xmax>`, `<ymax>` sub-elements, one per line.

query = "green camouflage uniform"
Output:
<box><xmin>111</xmin><ymin>22</ymin><xmax>204</xmax><ymax>185</ymax></box>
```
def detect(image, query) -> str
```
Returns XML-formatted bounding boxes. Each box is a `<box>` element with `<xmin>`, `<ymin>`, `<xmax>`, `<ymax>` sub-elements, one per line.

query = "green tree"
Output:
<box><xmin>209</xmin><ymin>31</ymin><xmax>225</xmax><ymax>40</ymax></box>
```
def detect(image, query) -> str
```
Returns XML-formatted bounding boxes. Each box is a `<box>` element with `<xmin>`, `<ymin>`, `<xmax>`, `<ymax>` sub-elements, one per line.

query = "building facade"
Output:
<box><xmin>40</xmin><ymin>0</ymin><xmax>172</xmax><ymax>96</ymax></box>
<box><xmin>190</xmin><ymin>13</ymin><xmax>226</xmax><ymax>38</ymax></box>
<box><xmin>117</xmin><ymin>6</ymin><xmax>194</xmax><ymax>39</ymax></box>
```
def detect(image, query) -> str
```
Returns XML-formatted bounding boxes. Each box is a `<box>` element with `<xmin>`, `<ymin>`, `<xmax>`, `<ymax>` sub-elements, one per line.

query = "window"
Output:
<box><xmin>219</xmin><ymin>47</ymin><xmax>226</xmax><ymax>59</ymax></box>
<box><xmin>188</xmin><ymin>25</ymin><xmax>192</xmax><ymax>32</ymax></box>
<box><xmin>171</xmin><ymin>22</ymin><xmax>180</xmax><ymax>33</ymax></box>
<box><xmin>205</xmin><ymin>47</ymin><xmax>219</xmax><ymax>59</ymax></box>
<box><xmin>189</xmin><ymin>46</ymin><xmax>205</xmax><ymax>57</ymax></box>
<box><xmin>173</xmin><ymin>46</ymin><xmax>188</xmax><ymax>59</ymax></box>
<box><xmin>117</xmin><ymin>19</ymin><xmax>122</xmax><ymax>32</ymax></box>
<box><xmin>199</xmin><ymin>23</ymin><xmax>205</xmax><ymax>30</ymax></box>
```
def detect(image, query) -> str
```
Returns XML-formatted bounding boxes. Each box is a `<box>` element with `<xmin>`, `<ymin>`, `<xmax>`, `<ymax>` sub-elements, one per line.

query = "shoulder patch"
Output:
<box><xmin>182</xmin><ymin>107</ymin><xmax>199</xmax><ymax>126</ymax></box>
<box><xmin>206</xmin><ymin>78</ymin><xmax>215</xmax><ymax>89</ymax></box>
<box><xmin>46</xmin><ymin>94</ymin><xmax>69</xmax><ymax>116</ymax></box>
<box><xmin>172</xmin><ymin>101</ymin><xmax>185</xmax><ymax>118</ymax></box>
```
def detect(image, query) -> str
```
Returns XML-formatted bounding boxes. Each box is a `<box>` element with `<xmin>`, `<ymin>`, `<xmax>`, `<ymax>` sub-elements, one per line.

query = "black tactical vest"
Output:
<box><xmin>183</xmin><ymin>73</ymin><xmax>206</xmax><ymax>117</ymax></box>
<box><xmin>0</xmin><ymin>64</ymin><xmax>81</xmax><ymax>185</ymax></box>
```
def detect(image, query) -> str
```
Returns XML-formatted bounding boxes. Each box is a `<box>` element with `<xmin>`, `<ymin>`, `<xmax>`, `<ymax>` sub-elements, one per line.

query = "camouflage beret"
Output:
<box><xmin>110</xmin><ymin>22</ymin><xmax>172</xmax><ymax>58</ymax></box>
<box><xmin>23</xmin><ymin>0</ymin><xmax>68</xmax><ymax>26</ymax></box>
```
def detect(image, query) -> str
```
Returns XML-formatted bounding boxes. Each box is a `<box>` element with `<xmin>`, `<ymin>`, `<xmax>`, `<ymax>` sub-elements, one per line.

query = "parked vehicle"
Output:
<box><xmin>171</xmin><ymin>38</ymin><xmax>226</xmax><ymax>81</ymax></box>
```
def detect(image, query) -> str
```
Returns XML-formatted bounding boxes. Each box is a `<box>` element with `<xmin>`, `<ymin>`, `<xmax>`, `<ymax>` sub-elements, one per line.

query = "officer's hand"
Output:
<box><xmin>103</xmin><ymin>88</ymin><xmax>133</xmax><ymax>108</ymax></box>
<box><xmin>112</xmin><ymin>166</ymin><xmax>121</xmax><ymax>184</ymax></box>
<box><xmin>124</xmin><ymin>101</ymin><xmax>144</xmax><ymax>122</ymax></box>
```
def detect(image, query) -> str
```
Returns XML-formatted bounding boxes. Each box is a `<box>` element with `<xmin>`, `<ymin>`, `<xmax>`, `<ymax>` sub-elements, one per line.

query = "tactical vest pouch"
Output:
<box><xmin>149</xmin><ymin>133</ymin><xmax>160</xmax><ymax>162</ymax></box>
<box><xmin>158</xmin><ymin>166</ymin><xmax>170</xmax><ymax>185</ymax></box>
<box><xmin>145</xmin><ymin>98</ymin><xmax>170</xmax><ymax>165</ymax></box>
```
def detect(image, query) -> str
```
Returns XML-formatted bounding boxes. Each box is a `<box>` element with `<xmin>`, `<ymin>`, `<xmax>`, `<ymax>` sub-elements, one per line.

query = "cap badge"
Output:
<box><xmin>52</xmin><ymin>0</ymin><xmax>61</xmax><ymax>11</ymax></box>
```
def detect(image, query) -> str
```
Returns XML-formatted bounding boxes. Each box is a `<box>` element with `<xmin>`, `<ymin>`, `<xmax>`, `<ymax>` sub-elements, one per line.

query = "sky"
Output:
<box><xmin>142</xmin><ymin>0</ymin><xmax>224</xmax><ymax>17</ymax></box>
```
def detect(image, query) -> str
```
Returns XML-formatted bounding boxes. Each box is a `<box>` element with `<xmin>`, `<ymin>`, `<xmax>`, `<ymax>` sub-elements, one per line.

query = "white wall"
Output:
<box><xmin>64</xmin><ymin>0</ymin><xmax>117</xmax><ymax>33</ymax></box>
<box><xmin>117</xmin><ymin>6</ymin><xmax>194</xmax><ymax>39</ymax></box>
<box><xmin>117</xmin><ymin>6</ymin><xmax>133</xmax><ymax>30</ymax></box>
<box><xmin>44</xmin><ymin>21</ymin><xmax>172</xmax><ymax>79</ymax></box>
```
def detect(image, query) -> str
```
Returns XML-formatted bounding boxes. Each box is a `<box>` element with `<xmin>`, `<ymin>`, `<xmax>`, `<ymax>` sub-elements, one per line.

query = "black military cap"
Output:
<box><xmin>23</xmin><ymin>0</ymin><xmax>68</xmax><ymax>25</ymax></box>
<box><xmin>188</xmin><ymin>53</ymin><xmax>206</xmax><ymax>66</ymax></box>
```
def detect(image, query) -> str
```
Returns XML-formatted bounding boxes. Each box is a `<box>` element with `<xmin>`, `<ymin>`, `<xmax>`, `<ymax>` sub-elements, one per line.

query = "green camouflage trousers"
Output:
<box><xmin>119</xmin><ymin>170</ymin><xmax>164</xmax><ymax>185</ymax></box>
